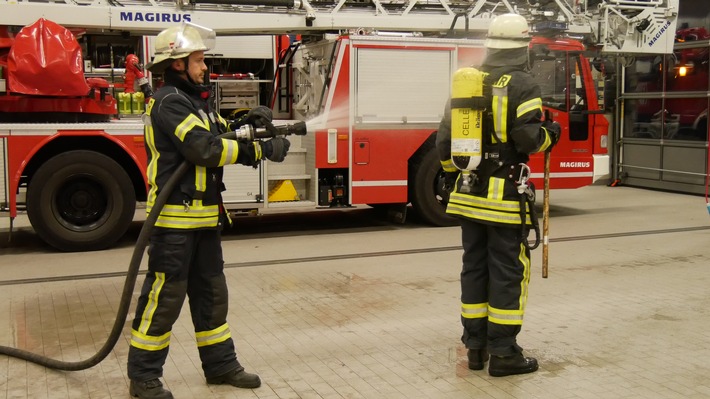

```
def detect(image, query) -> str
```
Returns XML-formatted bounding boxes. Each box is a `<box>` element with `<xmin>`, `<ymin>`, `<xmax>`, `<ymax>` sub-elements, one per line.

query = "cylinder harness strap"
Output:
<box><xmin>515</xmin><ymin>163</ymin><xmax>540</xmax><ymax>250</ymax></box>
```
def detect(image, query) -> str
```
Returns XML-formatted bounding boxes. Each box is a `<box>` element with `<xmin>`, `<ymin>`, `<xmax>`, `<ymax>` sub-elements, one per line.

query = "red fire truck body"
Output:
<box><xmin>1</xmin><ymin>0</ymin><xmax>682</xmax><ymax>251</ymax></box>
<box><xmin>294</xmin><ymin>34</ymin><xmax>609</xmax><ymax>224</ymax></box>
<box><xmin>0</xmin><ymin>28</ymin><xmax>610</xmax><ymax>251</ymax></box>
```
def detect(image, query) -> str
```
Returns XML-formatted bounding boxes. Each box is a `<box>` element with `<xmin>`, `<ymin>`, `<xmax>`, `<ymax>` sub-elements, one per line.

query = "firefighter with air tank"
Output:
<box><xmin>436</xmin><ymin>13</ymin><xmax>561</xmax><ymax>376</ymax></box>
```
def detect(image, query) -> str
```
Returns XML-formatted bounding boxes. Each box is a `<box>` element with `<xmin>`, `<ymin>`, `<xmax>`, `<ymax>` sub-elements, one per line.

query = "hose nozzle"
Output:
<box><xmin>273</xmin><ymin>121</ymin><xmax>307</xmax><ymax>137</ymax></box>
<box><xmin>233</xmin><ymin>120</ymin><xmax>309</xmax><ymax>140</ymax></box>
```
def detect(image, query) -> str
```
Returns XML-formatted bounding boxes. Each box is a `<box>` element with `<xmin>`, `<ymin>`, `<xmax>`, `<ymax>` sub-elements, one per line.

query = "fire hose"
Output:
<box><xmin>0</xmin><ymin>120</ymin><xmax>307</xmax><ymax>370</ymax></box>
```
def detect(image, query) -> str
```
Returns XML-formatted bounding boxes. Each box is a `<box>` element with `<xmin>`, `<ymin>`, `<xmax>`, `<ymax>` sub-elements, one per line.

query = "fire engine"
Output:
<box><xmin>0</xmin><ymin>0</ymin><xmax>680</xmax><ymax>251</ymax></box>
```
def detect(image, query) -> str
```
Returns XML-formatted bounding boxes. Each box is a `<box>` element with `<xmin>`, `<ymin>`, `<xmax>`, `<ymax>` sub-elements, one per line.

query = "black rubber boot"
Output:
<box><xmin>467</xmin><ymin>348</ymin><xmax>489</xmax><ymax>370</ymax></box>
<box><xmin>129</xmin><ymin>378</ymin><xmax>174</xmax><ymax>399</ymax></box>
<box><xmin>206</xmin><ymin>369</ymin><xmax>261</xmax><ymax>389</ymax></box>
<box><xmin>488</xmin><ymin>353</ymin><xmax>539</xmax><ymax>377</ymax></box>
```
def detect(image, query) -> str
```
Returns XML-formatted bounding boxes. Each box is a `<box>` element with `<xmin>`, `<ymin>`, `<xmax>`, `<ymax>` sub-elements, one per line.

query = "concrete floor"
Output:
<box><xmin>0</xmin><ymin>185</ymin><xmax>709</xmax><ymax>398</ymax></box>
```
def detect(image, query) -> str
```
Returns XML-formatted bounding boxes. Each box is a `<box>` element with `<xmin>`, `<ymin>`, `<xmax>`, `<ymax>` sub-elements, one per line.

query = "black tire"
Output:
<box><xmin>409</xmin><ymin>143</ymin><xmax>458</xmax><ymax>227</ymax></box>
<box><xmin>27</xmin><ymin>151</ymin><xmax>136</xmax><ymax>252</ymax></box>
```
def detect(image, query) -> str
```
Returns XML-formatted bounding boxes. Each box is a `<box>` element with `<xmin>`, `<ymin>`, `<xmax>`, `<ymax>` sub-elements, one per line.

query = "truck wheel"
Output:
<box><xmin>27</xmin><ymin>150</ymin><xmax>136</xmax><ymax>252</ymax></box>
<box><xmin>409</xmin><ymin>145</ymin><xmax>458</xmax><ymax>227</ymax></box>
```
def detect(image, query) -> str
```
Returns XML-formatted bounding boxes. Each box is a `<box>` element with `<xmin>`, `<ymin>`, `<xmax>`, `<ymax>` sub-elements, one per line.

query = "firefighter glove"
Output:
<box><xmin>246</xmin><ymin>106</ymin><xmax>273</xmax><ymax>128</ymax></box>
<box><xmin>261</xmin><ymin>137</ymin><xmax>291</xmax><ymax>162</ymax></box>
<box><xmin>543</xmin><ymin>120</ymin><xmax>561</xmax><ymax>148</ymax></box>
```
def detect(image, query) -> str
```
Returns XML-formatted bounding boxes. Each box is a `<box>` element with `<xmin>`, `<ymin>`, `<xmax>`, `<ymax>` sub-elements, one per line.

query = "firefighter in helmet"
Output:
<box><xmin>436</xmin><ymin>13</ymin><xmax>560</xmax><ymax>377</ymax></box>
<box><xmin>127</xmin><ymin>22</ymin><xmax>289</xmax><ymax>399</ymax></box>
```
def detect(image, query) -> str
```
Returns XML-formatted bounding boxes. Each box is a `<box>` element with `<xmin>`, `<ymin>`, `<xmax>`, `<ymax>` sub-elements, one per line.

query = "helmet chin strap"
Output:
<box><xmin>525</xmin><ymin>49</ymin><xmax>532</xmax><ymax>72</ymax></box>
<box><xmin>180</xmin><ymin>56</ymin><xmax>198</xmax><ymax>85</ymax></box>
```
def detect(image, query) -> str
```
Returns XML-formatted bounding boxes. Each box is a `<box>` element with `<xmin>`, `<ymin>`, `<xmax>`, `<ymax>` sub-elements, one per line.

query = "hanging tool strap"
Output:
<box><xmin>514</xmin><ymin>163</ymin><xmax>540</xmax><ymax>250</ymax></box>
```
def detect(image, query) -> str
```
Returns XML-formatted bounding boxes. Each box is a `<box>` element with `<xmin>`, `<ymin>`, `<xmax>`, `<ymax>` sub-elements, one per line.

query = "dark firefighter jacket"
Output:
<box><xmin>144</xmin><ymin>70</ymin><xmax>264</xmax><ymax>229</ymax></box>
<box><xmin>436</xmin><ymin>65</ymin><xmax>555</xmax><ymax>227</ymax></box>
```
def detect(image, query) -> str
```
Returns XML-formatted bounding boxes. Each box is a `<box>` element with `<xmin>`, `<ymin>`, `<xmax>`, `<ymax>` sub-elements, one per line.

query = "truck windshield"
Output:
<box><xmin>530</xmin><ymin>57</ymin><xmax>567</xmax><ymax>110</ymax></box>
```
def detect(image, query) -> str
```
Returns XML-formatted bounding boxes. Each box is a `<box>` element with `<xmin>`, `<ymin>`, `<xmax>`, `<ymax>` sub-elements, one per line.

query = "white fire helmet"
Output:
<box><xmin>147</xmin><ymin>22</ymin><xmax>216</xmax><ymax>72</ymax></box>
<box><xmin>485</xmin><ymin>13</ymin><xmax>530</xmax><ymax>49</ymax></box>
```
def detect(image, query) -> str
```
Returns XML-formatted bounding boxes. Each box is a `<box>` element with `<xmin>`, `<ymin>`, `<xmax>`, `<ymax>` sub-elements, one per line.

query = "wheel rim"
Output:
<box><xmin>52</xmin><ymin>174</ymin><xmax>112</xmax><ymax>232</ymax></box>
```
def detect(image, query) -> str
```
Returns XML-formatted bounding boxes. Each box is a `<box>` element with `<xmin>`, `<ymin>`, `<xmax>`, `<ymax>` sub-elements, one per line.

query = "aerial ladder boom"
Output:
<box><xmin>0</xmin><ymin>0</ymin><xmax>679</xmax><ymax>54</ymax></box>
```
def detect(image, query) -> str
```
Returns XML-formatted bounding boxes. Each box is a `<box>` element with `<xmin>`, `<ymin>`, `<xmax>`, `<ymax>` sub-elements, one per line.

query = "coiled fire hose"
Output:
<box><xmin>0</xmin><ymin>121</ymin><xmax>307</xmax><ymax>370</ymax></box>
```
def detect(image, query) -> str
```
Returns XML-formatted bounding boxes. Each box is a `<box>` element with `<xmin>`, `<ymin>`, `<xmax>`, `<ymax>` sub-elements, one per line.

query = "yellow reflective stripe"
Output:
<box><xmin>449</xmin><ymin>192</ymin><xmax>520</xmax><ymax>212</ymax></box>
<box><xmin>253</xmin><ymin>141</ymin><xmax>263</xmax><ymax>161</ymax></box>
<box><xmin>175</xmin><ymin>114</ymin><xmax>209</xmax><ymax>141</ymax></box>
<box><xmin>217</xmin><ymin>113</ymin><xmax>229</xmax><ymax>129</ymax></box>
<box><xmin>492</xmin><ymin>88</ymin><xmax>508</xmax><ymax>143</ymax></box>
<box><xmin>146</xmin><ymin>204</ymin><xmax>219</xmax><ymax>216</ymax></box>
<box><xmin>441</xmin><ymin>159</ymin><xmax>457</xmax><ymax>172</ymax></box>
<box><xmin>130</xmin><ymin>329</ymin><xmax>171</xmax><ymax>351</ymax></box>
<box><xmin>517</xmin><ymin>98</ymin><xmax>542</xmax><ymax>118</ymax></box>
<box><xmin>487</xmin><ymin>177</ymin><xmax>505</xmax><ymax>201</ymax></box>
<box><xmin>195</xmin><ymin>165</ymin><xmax>206</xmax><ymax>193</ymax></box>
<box><xmin>461</xmin><ymin>303</ymin><xmax>488</xmax><ymax>319</ymax></box>
<box><xmin>145</xmin><ymin>203</ymin><xmax>220</xmax><ymax>229</ymax></box>
<box><xmin>519</xmin><ymin>242</ymin><xmax>531</xmax><ymax>312</ymax></box>
<box><xmin>155</xmin><ymin>204</ymin><xmax>219</xmax><ymax>215</ymax></box>
<box><xmin>446</xmin><ymin>203</ymin><xmax>527</xmax><ymax>224</ymax></box>
<box><xmin>138</xmin><ymin>272</ymin><xmax>166</xmax><ymax>335</ymax></box>
<box><xmin>145</xmin><ymin>97</ymin><xmax>155</xmax><ymax>117</ymax></box>
<box><xmin>145</xmin><ymin>125</ymin><xmax>160</xmax><ymax>210</ymax></box>
<box><xmin>155</xmin><ymin>217</ymin><xmax>220</xmax><ymax>229</ymax></box>
<box><xmin>219</xmin><ymin>138</ymin><xmax>239</xmax><ymax>165</ymax></box>
<box><xmin>538</xmin><ymin>127</ymin><xmax>553</xmax><ymax>152</ymax></box>
<box><xmin>195</xmin><ymin>323</ymin><xmax>232</xmax><ymax>347</ymax></box>
<box><xmin>492</xmin><ymin>75</ymin><xmax>511</xmax><ymax>143</ymax></box>
<box><xmin>488</xmin><ymin>305</ymin><xmax>524</xmax><ymax>325</ymax></box>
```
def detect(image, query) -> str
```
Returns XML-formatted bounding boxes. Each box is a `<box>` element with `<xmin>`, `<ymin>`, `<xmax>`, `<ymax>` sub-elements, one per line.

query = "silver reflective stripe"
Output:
<box><xmin>488</xmin><ymin>311</ymin><xmax>522</xmax><ymax>321</ymax></box>
<box><xmin>461</xmin><ymin>303</ymin><xmax>488</xmax><ymax>319</ymax></box>
<box><xmin>447</xmin><ymin>203</ymin><xmax>525</xmax><ymax>224</ymax></box>
<box><xmin>517</xmin><ymin>98</ymin><xmax>542</xmax><ymax>118</ymax></box>
<box><xmin>488</xmin><ymin>306</ymin><xmax>524</xmax><ymax>325</ymax></box>
<box><xmin>220</xmin><ymin>139</ymin><xmax>239</xmax><ymax>165</ymax></box>
<box><xmin>195</xmin><ymin>324</ymin><xmax>231</xmax><ymax>347</ymax></box>
<box><xmin>449</xmin><ymin>192</ymin><xmax>520</xmax><ymax>211</ymax></box>
<box><xmin>131</xmin><ymin>334</ymin><xmax>171</xmax><ymax>350</ymax></box>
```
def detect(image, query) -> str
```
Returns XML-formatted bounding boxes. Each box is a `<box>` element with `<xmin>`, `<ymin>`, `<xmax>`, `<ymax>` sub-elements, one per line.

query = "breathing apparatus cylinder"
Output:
<box><xmin>451</xmin><ymin>67</ymin><xmax>484</xmax><ymax>171</ymax></box>
<box><xmin>450</xmin><ymin>67</ymin><xmax>485</xmax><ymax>193</ymax></box>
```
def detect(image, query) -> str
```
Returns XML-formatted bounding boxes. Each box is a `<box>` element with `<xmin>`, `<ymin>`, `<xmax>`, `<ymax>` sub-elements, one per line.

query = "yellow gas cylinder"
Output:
<box><xmin>117</xmin><ymin>92</ymin><xmax>132</xmax><ymax>115</ymax></box>
<box><xmin>132</xmin><ymin>92</ymin><xmax>145</xmax><ymax>114</ymax></box>
<box><xmin>451</xmin><ymin>67</ymin><xmax>484</xmax><ymax>172</ymax></box>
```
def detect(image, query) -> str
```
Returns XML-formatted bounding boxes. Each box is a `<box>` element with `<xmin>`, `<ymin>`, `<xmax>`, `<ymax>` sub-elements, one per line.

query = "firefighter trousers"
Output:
<box><xmin>127</xmin><ymin>228</ymin><xmax>243</xmax><ymax>382</ymax></box>
<box><xmin>459</xmin><ymin>218</ymin><xmax>532</xmax><ymax>357</ymax></box>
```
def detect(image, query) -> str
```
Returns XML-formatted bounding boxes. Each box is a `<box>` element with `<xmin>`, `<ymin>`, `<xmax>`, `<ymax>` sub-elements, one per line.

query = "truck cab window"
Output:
<box><xmin>530</xmin><ymin>56</ymin><xmax>567</xmax><ymax>110</ymax></box>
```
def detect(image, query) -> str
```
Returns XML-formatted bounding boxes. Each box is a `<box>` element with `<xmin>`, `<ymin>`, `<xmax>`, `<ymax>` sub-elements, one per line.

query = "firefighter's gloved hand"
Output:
<box><xmin>543</xmin><ymin>120</ymin><xmax>561</xmax><ymax>148</ymax></box>
<box><xmin>261</xmin><ymin>137</ymin><xmax>291</xmax><ymax>162</ymax></box>
<box><xmin>246</xmin><ymin>106</ymin><xmax>273</xmax><ymax>128</ymax></box>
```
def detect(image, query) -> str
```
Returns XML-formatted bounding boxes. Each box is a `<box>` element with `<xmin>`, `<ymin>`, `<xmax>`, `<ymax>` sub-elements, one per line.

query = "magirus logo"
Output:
<box><xmin>119</xmin><ymin>12</ymin><xmax>192</xmax><ymax>23</ymax></box>
<box><xmin>559</xmin><ymin>161</ymin><xmax>590</xmax><ymax>168</ymax></box>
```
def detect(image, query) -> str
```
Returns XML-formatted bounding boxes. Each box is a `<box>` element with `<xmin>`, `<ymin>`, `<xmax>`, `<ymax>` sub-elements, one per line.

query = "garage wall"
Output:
<box><xmin>616</xmin><ymin>1</ymin><xmax>710</xmax><ymax>194</ymax></box>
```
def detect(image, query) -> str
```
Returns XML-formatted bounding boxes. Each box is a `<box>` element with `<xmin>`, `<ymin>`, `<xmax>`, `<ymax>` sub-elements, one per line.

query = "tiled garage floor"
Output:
<box><xmin>1</xmin><ymin>186</ymin><xmax>709</xmax><ymax>398</ymax></box>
